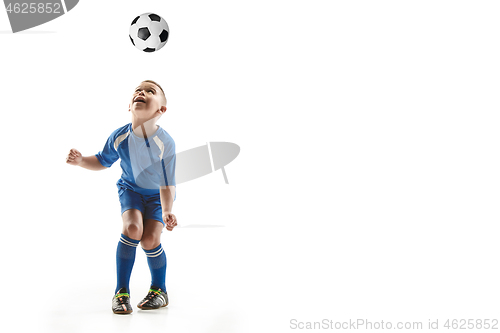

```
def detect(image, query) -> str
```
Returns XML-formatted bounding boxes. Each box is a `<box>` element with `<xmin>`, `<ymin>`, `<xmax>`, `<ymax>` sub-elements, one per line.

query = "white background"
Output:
<box><xmin>0</xmin><ymin>1</ymin><xmax>499</xmax><ymax>332</ymax></box>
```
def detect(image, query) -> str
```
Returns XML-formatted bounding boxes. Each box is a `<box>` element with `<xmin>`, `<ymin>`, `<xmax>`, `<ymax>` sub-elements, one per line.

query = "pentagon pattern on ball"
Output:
<box><xmin>138</xmin><ymin>27</ymin><xmax>151</xmax><ymax>40</ymax></box>
<box><xmin>160</xmin><ymin>30</ymin><xmax>169</xmax><ymax>43</ymax></box>
<box><xmin>129</xmin><ymin>12</ymin><xmax>170</xmax><ymax>53</ymax></box>
<box><xmin>149</xmin><ymin>14</ymin><xmax>161</xmax><ymax>22</ymax></box>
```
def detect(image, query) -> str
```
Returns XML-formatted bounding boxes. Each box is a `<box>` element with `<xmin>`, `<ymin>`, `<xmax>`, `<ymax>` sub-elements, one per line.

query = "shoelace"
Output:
<box><xmin>115</xmin><ymin>293</ymin><xmax>130</xmax><ymax>305</ymax></box>
<box><xmin>145</xmin><ymin>289</ymin><xmax>161</xmax><ymax>301</ymax></box>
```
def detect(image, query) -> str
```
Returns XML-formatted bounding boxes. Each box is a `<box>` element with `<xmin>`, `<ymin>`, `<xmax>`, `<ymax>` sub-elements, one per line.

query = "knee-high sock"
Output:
<box><xmin>115</xmin><ymin>234</ymin><xmax>140</xmax><ymax>294</ymax></box>
<box><xmin>144</xmin><ymin>244</ymin><xmax>167</xmax><ymax>291</ymax></box>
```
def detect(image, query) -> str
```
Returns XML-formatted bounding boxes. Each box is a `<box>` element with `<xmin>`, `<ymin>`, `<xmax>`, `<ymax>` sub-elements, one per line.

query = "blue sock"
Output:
<box><xmin>144</xmin><ymin>244</ymin><xmax>167</xmax><ymax>291</ymax></box>
<box><xmin>115</xmin><ymin>234</ymin><xmax>140</xmax><ymax>294</ymax></box>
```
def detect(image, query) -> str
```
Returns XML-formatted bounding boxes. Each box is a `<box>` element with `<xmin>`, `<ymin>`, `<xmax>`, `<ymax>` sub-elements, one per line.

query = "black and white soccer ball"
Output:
<box><xmin>129</xmin><ymin>13</ymin><xmax>169</xmax><ymax>52</ymax></box>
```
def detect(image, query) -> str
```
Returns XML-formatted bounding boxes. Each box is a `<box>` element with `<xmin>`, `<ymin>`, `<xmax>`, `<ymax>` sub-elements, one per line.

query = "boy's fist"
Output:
<box><xmin>163</xmin><ymin>212</ymin><xmax>177</xmax><ymax>231</ymax></box>
<box><xmin>66</xmin><ymin>148</ymin><xmax>83</xmax><ymax>166</ymax></box>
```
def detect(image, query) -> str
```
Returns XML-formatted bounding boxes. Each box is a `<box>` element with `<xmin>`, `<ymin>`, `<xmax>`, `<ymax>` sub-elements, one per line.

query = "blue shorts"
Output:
<box><xmin>118</xmin><ymin>186</ymin><xmax>164</xmax><ymax>225</ymax></box>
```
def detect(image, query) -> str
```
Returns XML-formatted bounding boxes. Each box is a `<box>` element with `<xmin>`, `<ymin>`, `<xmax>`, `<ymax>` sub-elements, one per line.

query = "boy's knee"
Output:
<box><xmin>123</xmin><ymin>222</ymin><xmax>142</xmax><ymax>240</ymax></box>
<box><xmin>141</xmin><ymin>233</ymin><xmax>160</xmax><ymax>250</ymax></box>
<box><xmin>122</xmin><ymin>209</ymin><xmax>143</xmax><ymax>239</ymax></box>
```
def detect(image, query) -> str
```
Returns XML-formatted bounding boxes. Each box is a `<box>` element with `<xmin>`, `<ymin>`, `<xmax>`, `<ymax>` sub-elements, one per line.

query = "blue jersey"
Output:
<box><xmin>96</xmin><ymin>123</ymin><xmax>176</xmax><ymax>196</ymax></box>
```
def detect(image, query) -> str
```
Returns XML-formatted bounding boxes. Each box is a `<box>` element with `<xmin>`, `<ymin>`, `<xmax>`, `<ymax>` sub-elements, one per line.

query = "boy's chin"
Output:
<box><xmin>131</xmin><ymin>108</ymin><xmax>153</xmax><ymax>116</ymax></box>
<box><xmin>131</xmin><ymin>111</ymin><xmax>161</xmax><ymax>121</ymax></box>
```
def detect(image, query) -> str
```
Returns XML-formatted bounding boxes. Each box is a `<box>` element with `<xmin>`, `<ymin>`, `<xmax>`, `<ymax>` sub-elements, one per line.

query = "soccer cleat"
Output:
<box><xmin>112</xmin><ymin>288</ymin><xmax>133</xmax><ymax>314</ymax></box>
<box><xmin>137</xmin><ymin>287</ymin><xmax>169</xmax><ymax>309</ymax></box>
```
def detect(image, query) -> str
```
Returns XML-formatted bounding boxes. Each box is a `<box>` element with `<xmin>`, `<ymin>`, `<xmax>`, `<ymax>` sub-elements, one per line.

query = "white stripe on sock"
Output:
<box><xmin>120</xmin><ymin>237</ymin><xmax>139</xmax><ymax>247</ymax></box>
<box><xmin>145</xmin><ymin>247</ymin><xmax>164</xmax><ymax>257</ymax></box>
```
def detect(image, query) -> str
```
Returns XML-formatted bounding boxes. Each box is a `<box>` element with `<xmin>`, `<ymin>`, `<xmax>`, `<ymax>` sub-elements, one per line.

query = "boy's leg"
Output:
<box><xmin>122</xmin><ymin>209</ymin><xmax>144</xmax><ymax>240</ymax></box>
<box><xmin>115</xmin><ymin>209</ymin><xmax>143</xmax><ymax>294</ymax></box>
<box><xmin>141</xmin><ymin>219</ymin><xmax>166</xmax><ymax>291</ymax></box>
<box><xmin>137</xmin><ymin>219</ymin><xmax>168</xmax><ymax>309</ymax></box>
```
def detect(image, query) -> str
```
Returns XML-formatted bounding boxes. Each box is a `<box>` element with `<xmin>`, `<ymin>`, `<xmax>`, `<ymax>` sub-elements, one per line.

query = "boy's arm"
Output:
<box><xmin>160</xmin><ymin>186</ymin><xmax>177</xmax><ymax>231</ymax></box>
<box><xmin>79</xmin><ymin>155</ymin><xmax>108</xmax><ymax>171</ymax></box>
<box><xmin>66</xmin><ymin>149</ymin><xmax>108</xmax><ymax>171</ymax></box>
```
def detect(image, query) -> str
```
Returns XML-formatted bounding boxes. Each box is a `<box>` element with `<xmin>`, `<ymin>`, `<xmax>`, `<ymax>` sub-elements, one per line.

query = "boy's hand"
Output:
<box><xmin>163</xmin><ymin>212</ymin><xmax>177</xmax><ymax>231</ymax></box>
<box><xmin>66</xmin><ymin>148</ymin><xmax>83</xmax><ymax>166</ymax></box>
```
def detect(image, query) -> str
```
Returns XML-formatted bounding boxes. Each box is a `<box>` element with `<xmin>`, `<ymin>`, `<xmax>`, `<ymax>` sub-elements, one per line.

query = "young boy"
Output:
<box><xmin>66</xmin><ymin>80</ymin><xmax>177</xmax><ymax>314</ymax></box>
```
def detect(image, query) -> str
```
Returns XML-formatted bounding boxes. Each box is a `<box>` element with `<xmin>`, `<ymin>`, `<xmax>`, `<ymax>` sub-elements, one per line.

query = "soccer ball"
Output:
<box><xmin>129</xmin><ymin>13</ymin><xmax>169</xmax><ymax>52</ymax></box>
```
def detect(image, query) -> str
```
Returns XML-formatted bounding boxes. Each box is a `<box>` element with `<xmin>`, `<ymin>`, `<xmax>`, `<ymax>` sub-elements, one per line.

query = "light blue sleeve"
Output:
<box><xmin>160</xmin><ymin>137</ymin><xmax>176</xmax><ymax>187</ymax></box>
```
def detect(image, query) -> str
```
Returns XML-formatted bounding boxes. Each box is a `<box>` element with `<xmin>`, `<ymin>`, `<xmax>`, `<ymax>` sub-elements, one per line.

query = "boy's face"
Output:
<box><xmin>128</xmin><ymin>82</ymin><xmax>166</xmax><ymax>120</ymax></box>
